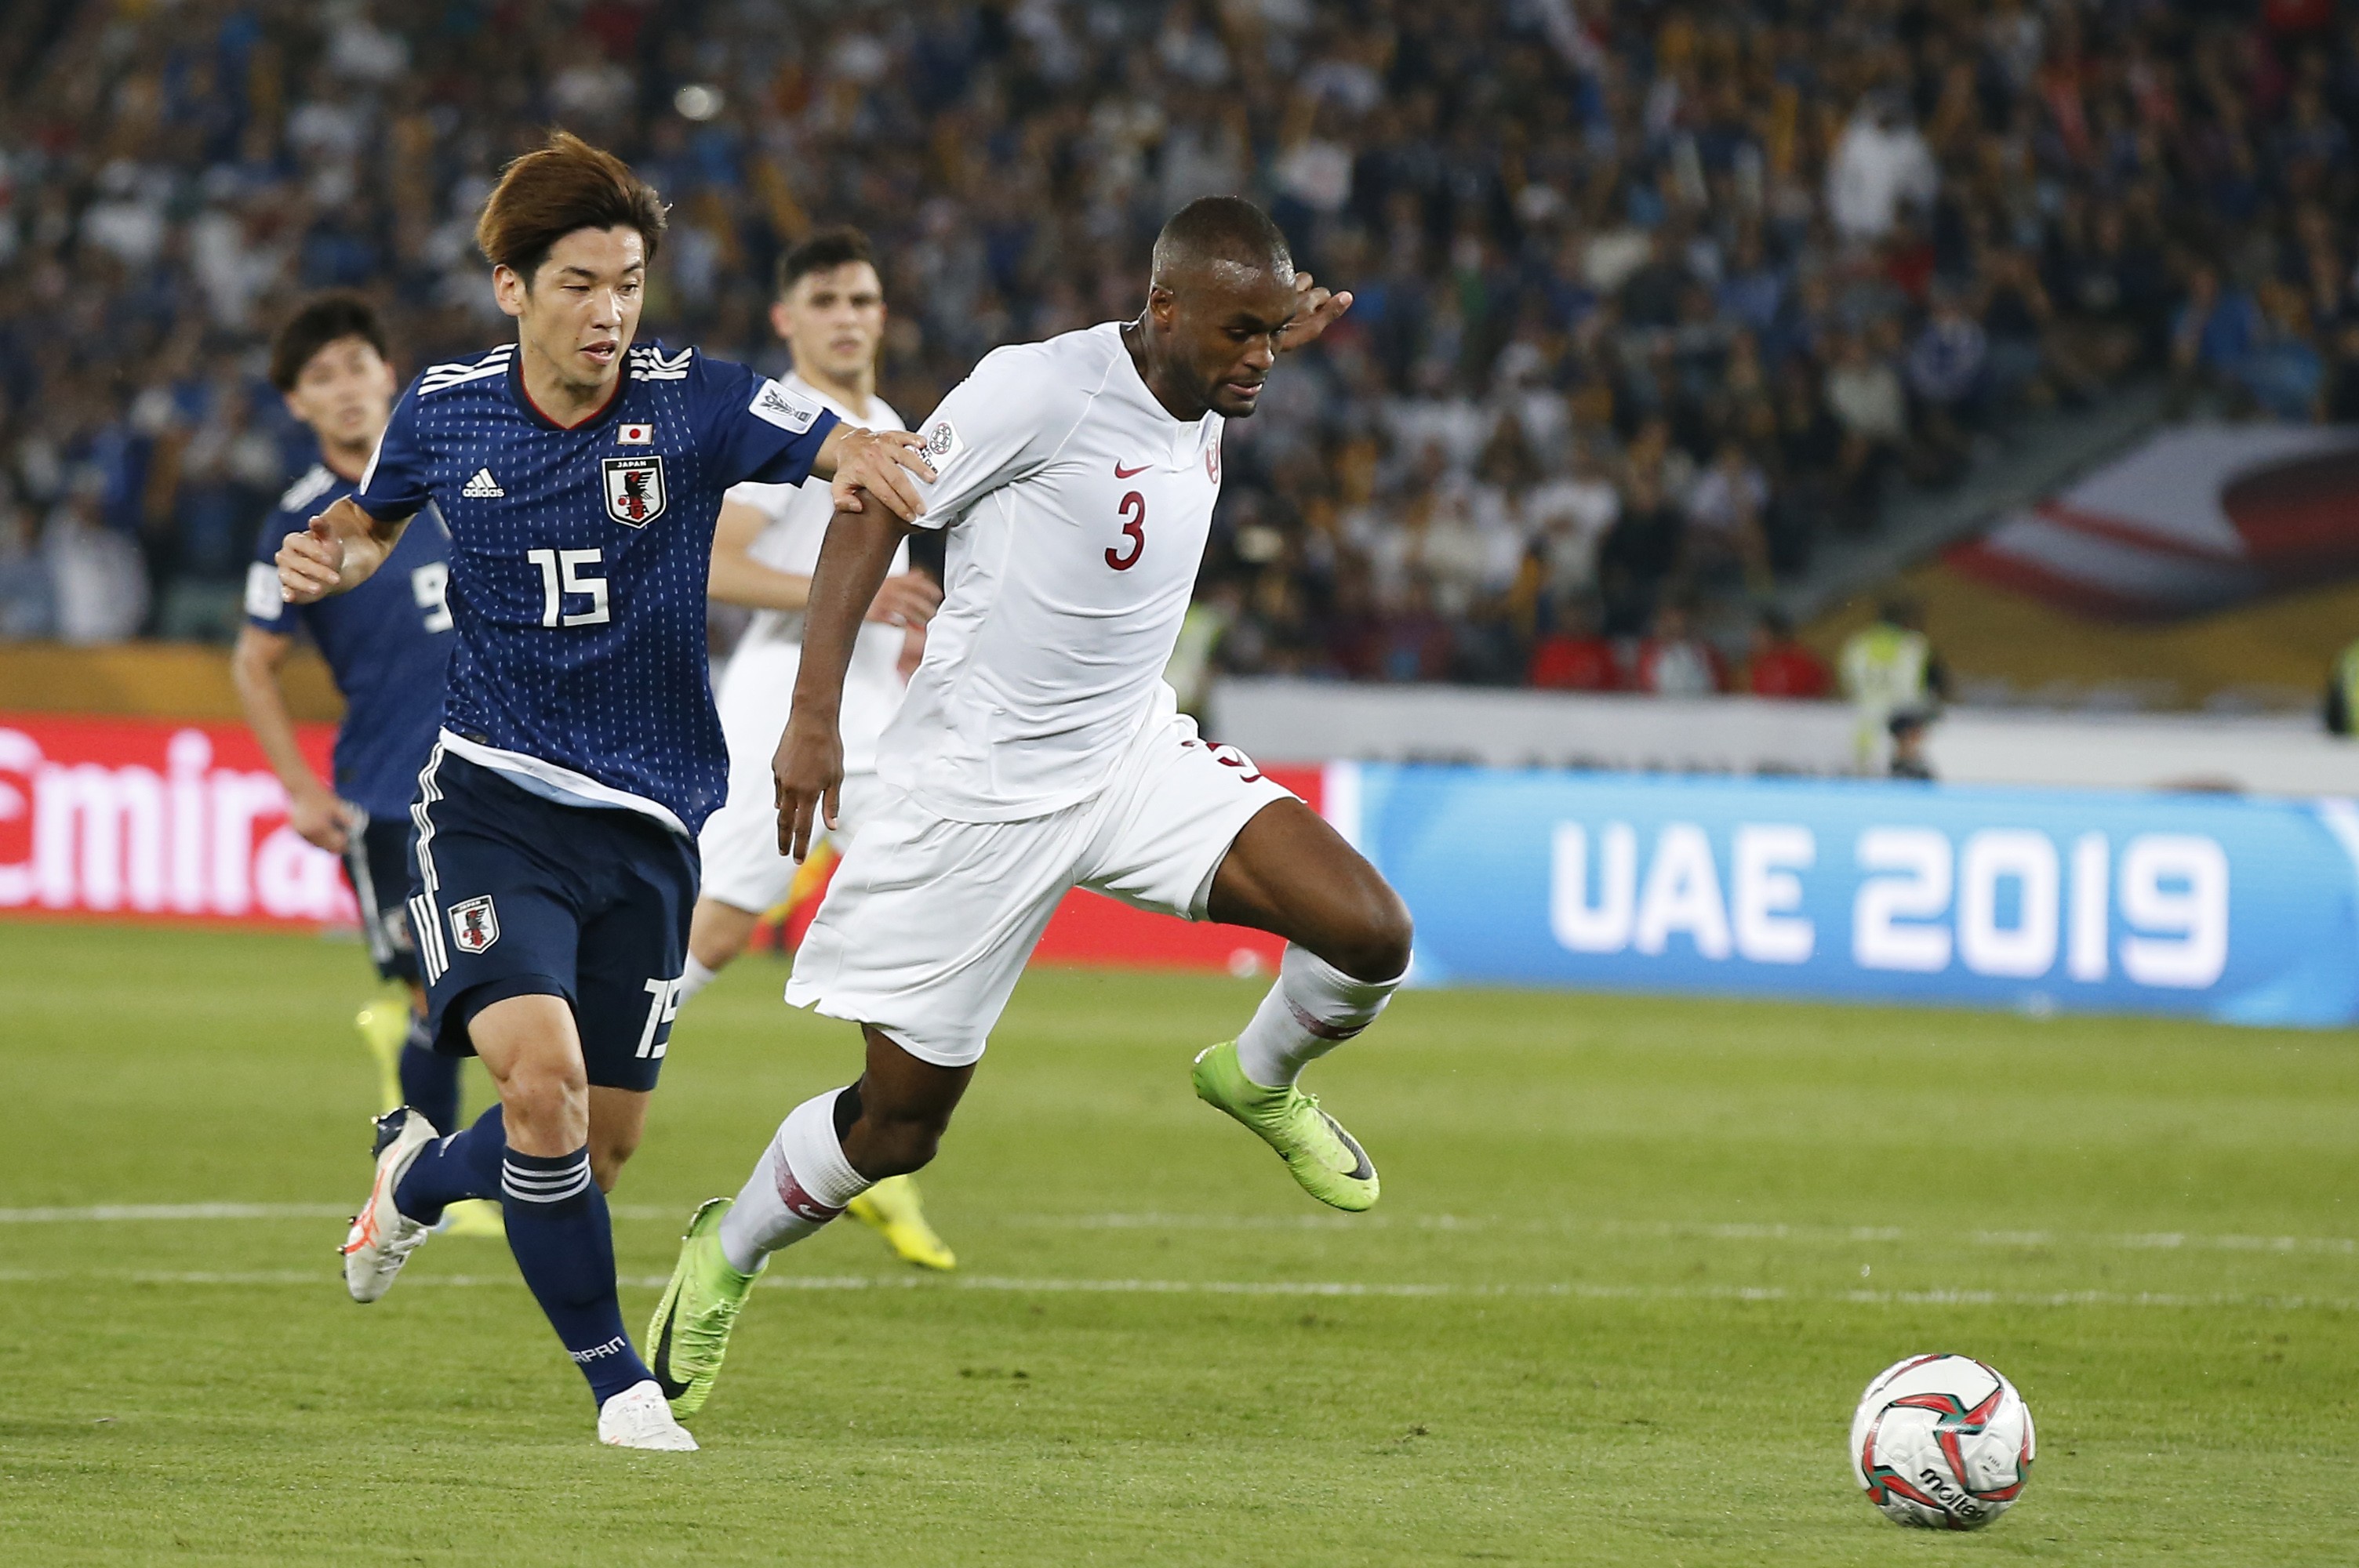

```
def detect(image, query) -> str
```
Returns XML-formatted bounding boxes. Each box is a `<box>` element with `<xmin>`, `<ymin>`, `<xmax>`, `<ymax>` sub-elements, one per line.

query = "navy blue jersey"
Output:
<box><xmin>353</xmin><ymin>342</ymin><xmax>839</xmax><ymax>834</ymax></box>
<box><xmin>245</xmin><ymin>464</ymin><xmax>456</xmax><ymax>821</ymax></box>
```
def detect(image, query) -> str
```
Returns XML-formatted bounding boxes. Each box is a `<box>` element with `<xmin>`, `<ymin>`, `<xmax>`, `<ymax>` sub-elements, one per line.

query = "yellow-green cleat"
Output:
<box><xmin>354</xmin><ymin>991</ymin><xmax>410</xmax><ymax>1116</ymax></box>
<box><xmin>848</xmin><ymin>1174</ymin><xmax>956</xmax><ymax>1271</ymax></box>
<box><xmin>437</xmin><ymin>1199</ymin><xmax>505</xmax><ymax>1238</ymax></box>
<box><xmin>646</xmin><ymin>1197</ymin><xmax>762</xmax><ymax>1421</ymax></box>
<box><xmin>1190</xmin><ymin>1040</ymin><xmax>1379</xmax><ymax>1212</ymax></box>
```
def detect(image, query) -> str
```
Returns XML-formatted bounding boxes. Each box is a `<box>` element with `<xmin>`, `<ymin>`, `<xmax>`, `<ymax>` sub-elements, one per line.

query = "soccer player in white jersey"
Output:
<box><xmin>646</xmin><ymin>198</ymin><xmax>1413</xmax><ymax>1421</ymax></box>
<box><xmin>680</xmin><ymin>226</ymin><xmax>954</xmax><ymax>1271</ymax></box>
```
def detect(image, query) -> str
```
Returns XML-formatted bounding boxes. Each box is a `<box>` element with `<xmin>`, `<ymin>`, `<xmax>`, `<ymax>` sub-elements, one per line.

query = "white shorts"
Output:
<box><xmin>699</xmin><ymin>637</ymin><xmax>894</xmax><ymax>914</ymax></box>
<box><xmin>783</xmin><ymin>713</ymin><xmax>1294</xmax><ymax>1066</ymax></box>
<box><xmin>699</xmin><ymin>770</ymin><xmax>892</xmax><ymax>914</ymax></box>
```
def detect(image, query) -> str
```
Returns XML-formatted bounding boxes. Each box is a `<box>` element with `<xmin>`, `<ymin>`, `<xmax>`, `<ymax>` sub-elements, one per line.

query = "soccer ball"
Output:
<box><xmin>1850</xmin><ymin>1354</ymin><xmax>2035</xmax><ymax>1530</ymax></box>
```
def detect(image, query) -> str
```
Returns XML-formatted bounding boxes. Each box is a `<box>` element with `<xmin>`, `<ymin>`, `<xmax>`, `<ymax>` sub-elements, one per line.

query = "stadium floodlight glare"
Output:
<box><xmin>674</xmin><ymin>84</ymin><xmax>724</xmax><ymax>121</ymax></box>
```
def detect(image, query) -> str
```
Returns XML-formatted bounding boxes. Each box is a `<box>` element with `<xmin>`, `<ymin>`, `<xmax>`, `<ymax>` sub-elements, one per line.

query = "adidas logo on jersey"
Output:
<box><xmin>461</xmin><ymin>468</ymin><xmax>505</xmax><ymax>498</ymax></box>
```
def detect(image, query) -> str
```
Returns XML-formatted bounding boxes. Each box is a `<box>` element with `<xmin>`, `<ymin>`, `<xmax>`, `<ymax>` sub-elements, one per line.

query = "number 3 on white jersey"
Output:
<box><xmin>528</xmin><ymin>547</ymin><xmax>609</xmax><ymax>627</ymax></box>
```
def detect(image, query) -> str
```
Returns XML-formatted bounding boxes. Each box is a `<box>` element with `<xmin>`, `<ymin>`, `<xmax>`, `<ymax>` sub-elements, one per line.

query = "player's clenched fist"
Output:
<box><xmin>278</xmin><ymin>514</ymin><xmax>347</xmax><ymax>604</ymax></box>
<box><xmin>823</xmin><ymin>425</ymin><xmax>934</xmax><ymax>523</ymax></box>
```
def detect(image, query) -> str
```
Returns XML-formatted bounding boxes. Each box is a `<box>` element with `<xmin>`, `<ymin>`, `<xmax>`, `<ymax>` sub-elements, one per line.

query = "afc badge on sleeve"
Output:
<box><xmin>750</xmin><ymin>377</ymin><xmax>823</xmax><ymax>434</ymax></box>
<box><xmin>601</xmin><ymin>456</ymin><xmax>667</xmax><ymax>527</ymax></box>
<box><xmin>448</xmin><ymin>895</ymin><xmax>500</xmax><ymax>955</ymax></box>
<box><xmin>920</xmin><ymin>416</ymin><xmax>963</xmax><ymax>473</ymax></box>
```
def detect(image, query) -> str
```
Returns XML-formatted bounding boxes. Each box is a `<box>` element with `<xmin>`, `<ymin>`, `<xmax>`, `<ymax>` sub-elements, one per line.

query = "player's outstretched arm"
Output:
<box><xmin>277</xmin><ymin>495</ymin><xmax>410</xmax><ymax>604</ymax></box>
<box><xmin>774</xmin><ymin>506</ymin><xmax>913</xmax><ymax>861</ymax></box>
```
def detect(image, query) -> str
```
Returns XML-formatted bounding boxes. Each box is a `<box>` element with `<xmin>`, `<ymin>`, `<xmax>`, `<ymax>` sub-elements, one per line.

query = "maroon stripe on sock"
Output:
<box><xmin>774</xmin><ymin>1168</ymin><xmax>844</xmax><ymax>1225</ymax></box>
<box><xmin>1285</xmin><ymin>997</ymin><xmax>1369</xmax><ymax>1042</ymax></box>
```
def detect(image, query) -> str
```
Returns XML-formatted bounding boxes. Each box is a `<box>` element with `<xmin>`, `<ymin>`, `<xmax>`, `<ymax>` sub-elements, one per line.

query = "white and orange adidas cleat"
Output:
<box><xmin>340</xmin><ymin>1107</ymin><xmax>438</xmax><ymax>1302</ymax></box>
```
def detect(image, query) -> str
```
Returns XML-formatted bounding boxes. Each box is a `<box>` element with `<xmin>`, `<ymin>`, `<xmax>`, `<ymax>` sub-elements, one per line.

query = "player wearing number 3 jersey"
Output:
<box><xmin>647</xmin><ymin>198</ymin><xmax>1417</xmax><ymax>1424</ymax></box>
<box><xmin>273</xmin><ymin>132</ymin><xmax>934</xmax><ymax>1452</ymax></box>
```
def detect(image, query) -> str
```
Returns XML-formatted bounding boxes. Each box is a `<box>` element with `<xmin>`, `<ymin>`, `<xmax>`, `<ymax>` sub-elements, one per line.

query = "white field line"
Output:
<box><xmin>0</xmin><ymin>1265</ymin><xmax>2350</xmax><ymax>1313</ymax></box>
<box><xmin>2</xmin><ymin>1203</ymin><xmax>2354</xmax><ymax>1259</ymax></box>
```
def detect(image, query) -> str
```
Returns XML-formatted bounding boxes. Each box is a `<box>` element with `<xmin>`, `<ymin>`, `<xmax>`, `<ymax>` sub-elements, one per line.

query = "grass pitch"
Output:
<box><xmin>2</xmin><ymin>921</ymin><xmax>2355</xmax><ymax>1566</ymax></box>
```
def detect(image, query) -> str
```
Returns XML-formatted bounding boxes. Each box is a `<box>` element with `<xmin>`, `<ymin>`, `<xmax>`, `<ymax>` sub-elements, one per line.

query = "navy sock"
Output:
<box><xmin>392</xmin><ymin>1105</ymin><xmax>506</xmax><ymax>1227</ymax></box>
<box><xmin>500</xmin><ymin>1146</ymin><xmax>651</xmax><ymax>1405</ymax></box>
<box><xmin>398</xmin><ymin>1019</ymin><xmax>462</xmax><ymax>1136</ymax></box>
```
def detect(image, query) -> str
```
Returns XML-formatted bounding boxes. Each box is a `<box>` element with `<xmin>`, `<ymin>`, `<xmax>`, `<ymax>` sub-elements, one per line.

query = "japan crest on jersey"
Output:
<box><xmin>602</xmin><ymin>456</ymin><xmax>667</xmax><ymax>528</ymax></box>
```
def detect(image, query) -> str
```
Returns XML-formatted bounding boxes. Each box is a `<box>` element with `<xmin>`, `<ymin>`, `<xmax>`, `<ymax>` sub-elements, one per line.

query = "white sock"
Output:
<box><xmin>1234</xmin><ymin>945</ymin><xmax>1404</xmax><ymax>1089</ymax></box>
<box><xmin>676</xmin><ymin>955</ymin><xmax>720</xmax><ymax>1008</ymax></box>
<box><xmin>717</xmin><ymin>1089</ymin><xmax>872</xmax><ymax>1274</ymax></box>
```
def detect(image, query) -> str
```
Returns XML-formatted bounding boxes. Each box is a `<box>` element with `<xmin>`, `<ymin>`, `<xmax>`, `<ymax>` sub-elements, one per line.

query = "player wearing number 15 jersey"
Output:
<box><xmin>274</xmin><ymin>132</ymin><xmax>931</xmax><ymax>1451</ymax></box>
<box><xmin>647</xmin><ymin>198</ymin><xmax>1416</xmax><ymax>1422</ymax></box>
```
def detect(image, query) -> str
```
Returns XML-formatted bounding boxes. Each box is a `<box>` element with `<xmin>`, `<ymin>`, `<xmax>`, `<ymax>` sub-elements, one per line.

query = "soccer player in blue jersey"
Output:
<box><xmin>231</xmin><ymin>299</ymin><xmax>495</xmax><ymax>1241</ymax></box>
<box><xmin>275</xmin><ymin>132</ymin><xmax>932</xmax><ymax>1450</ymax></box>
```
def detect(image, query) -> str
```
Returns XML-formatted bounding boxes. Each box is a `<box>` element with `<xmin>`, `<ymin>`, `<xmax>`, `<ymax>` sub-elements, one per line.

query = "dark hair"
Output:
<box><xmin>777</xmin><ymin>226</ymin><xmax>877</xmax><ymax>298</ymax></box>
<box><xmin>475</xmin><ymin>130</ymin><xmax>666</xmax><ymax>284</ymax></box>
<box><xmin>268</xmin><ymin>292</ymin><xmax>390</xmax><ymax>391</ymax></box>
<box><xmin>1150</xmin><ymin>196</ymin><xmax>1292</xmax><ymax>284</ymax></box>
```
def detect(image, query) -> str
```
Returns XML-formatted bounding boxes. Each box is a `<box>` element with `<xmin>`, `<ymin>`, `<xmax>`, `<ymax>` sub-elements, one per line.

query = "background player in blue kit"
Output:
<box><xmin>274</xmin><ymin>132</ymin><xmax>932</xmax><ymax>1451</ymax></box>
<box><xmin>231</xmin><ymin>299</ymin><xmax>494</xmax><ymax>1240</ymax></box>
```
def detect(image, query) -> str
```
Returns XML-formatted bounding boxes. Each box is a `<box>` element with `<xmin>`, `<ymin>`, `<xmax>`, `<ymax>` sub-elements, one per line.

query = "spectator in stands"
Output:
<box><xmin>1597</xmin><ymin>465</ymin><xmax>1684</xmax><ymax>638</ymax></box>
<box><xmin>1525</xmin><ymin>439</ymin><xmax>1620</xmax><ymax>603</ymax></box>
<box><xmin>2172</xmin><ymin>263</ymin><xmax>2267</xmax><ymax>409</ymax></box>
<box><xmin>1906</xmin><ymin>285</ymin><xmax>1987</xmax><ymax>484</ymax></box>
<box><xmin>0</xmin><ymin>488</ymin><xmax>52</xmax><ymax>640</ymax></box>
<box><xmin>43</xmin><ymin>474</ymin><xmax>148</xmax><ymax>645</ymax></box>
<box><xmin>1745</xmin><ymin>610</ymin><xmax>1832</xmax><ymax>700</ymax></box>
<box><xmin>1682</xmin><ymin>439</ymin><xmax>1772</xmax><ymax>591</ymax></box>
<box><xmin>1634</xmin><ymin>601</ymin><xmax>1724</xmax><ymax>698</ymax></box>
<box><xmin>1823</xmin><ymin>330</ymin><xmax>1907</xmax><ymax>508</ymax></box>
<box><xmin>1826</xmin><ymin>90</ymin><xmax>1939</xmax><ymax>245</ymax></box>
<box><xmin>1527</xmin><ymin>594</ymin><xmax>1617</xmax><ymax>693</ymax></box>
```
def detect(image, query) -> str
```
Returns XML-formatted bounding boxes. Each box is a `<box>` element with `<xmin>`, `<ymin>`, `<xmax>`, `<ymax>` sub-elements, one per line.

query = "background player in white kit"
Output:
<box><xmin>647</xmin><ymin>198</ymin><xmax>1415</xmax><ymax>1421</ymax></box>
<box><xmin>680</xmin><ymin>227</ymin><xmax>954</xmax><ymax>1270</ymax></box>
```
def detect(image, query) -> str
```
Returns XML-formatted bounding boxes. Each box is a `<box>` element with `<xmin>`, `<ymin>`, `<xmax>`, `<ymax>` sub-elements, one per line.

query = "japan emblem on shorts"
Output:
<box><xmin>448</xmin><ymin>895</ymin><xmax>500</xmax><ymax>955</ymax></box>
<box><xmin>601</xmin><ymin>456</ymin><xmax>667</xmax><ymax>528</ymax></box>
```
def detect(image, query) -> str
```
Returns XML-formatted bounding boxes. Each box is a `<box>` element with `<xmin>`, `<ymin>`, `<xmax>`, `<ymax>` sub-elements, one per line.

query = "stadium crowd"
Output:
<box><xmin>3</xmin><ymin>0</ymin><xmax>2357</xmax><ymax>691</ymax></box>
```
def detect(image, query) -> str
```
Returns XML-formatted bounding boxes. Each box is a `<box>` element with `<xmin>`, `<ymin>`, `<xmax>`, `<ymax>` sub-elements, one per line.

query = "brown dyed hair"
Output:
<box><xmin>475</xmin><ymin>130</ymin><xmax>667</xmax><ymax>285</ymax></box>
<box><xmin>268</xmin><ymin>292</ymin><xmax>390</xmax><ymax>391</ymax></box>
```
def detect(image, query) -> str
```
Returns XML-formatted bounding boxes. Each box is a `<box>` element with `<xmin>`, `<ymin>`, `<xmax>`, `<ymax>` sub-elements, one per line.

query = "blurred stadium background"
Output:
<box><xmin>4</xmin><ymin>1</ymin><xmax>2358</xmax><ymax>1561</ymax></box>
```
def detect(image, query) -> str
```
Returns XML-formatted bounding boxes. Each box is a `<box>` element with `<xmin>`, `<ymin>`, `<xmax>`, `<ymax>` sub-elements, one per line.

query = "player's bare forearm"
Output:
<box><xmin>773</xmin><ymin>506</ymin><xmax>912</xmax><ymax>859</ymax></box>
<box><xmin>278</xmin><ymin>495</ymin><xmax>409</xmax><ymax>602</ymax></box>
<box><xmin>707</xmin><ymin>498</ymin><xmax>812</xmax><ymax>612</ymax></box>
<box><xmin>708</xmin><ymin>550</ymin><xmax>813</xmax><ymax>612</ymax></box>
<box><xmin>229</xmin><ymin>626</ymin><xmax>350</xmax><ymax>853</ymax></box>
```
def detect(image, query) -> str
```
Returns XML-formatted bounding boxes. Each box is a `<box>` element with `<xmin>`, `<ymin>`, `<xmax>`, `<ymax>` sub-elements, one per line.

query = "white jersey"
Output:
<box><xmin>882</xmin><ymin>322</ymin><xmax>1223</xmax><ymax>823</ymax></box>
<box><xmin>723</xmin><ymin>374</ymin><xmax>909</xmax><ymax>773</ymax></box>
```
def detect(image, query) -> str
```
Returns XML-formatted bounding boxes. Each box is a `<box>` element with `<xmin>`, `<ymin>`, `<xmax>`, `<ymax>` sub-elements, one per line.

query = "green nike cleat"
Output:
<box><xmin>1190</xmin><ymin>1040</ymin><xmax>1380</xmax><ymax>1212</ymax></box>
<box><xmin>645</xmin><ymin>1197</ymin><xmax>763</xmax><ymax>1421</ymax></box>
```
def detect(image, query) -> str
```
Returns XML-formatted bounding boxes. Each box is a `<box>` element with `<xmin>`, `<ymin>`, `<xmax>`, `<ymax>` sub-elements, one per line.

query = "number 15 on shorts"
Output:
<box><xmin>635</xmin><ymin>975</ymin><xmax>684</xmax><ymax>1059</ymax></box>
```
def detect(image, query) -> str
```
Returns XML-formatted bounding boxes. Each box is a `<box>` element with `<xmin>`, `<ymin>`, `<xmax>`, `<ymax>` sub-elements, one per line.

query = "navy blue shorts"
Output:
<box><xmin>341</xmin><ymin>811</ymin><xmax>422</xmax><ymax>985</ymax></box>
<box><xmin>405</xmin><ymin>750</ymin><xmax>696</xmax><ymax>1092</ymax></box>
